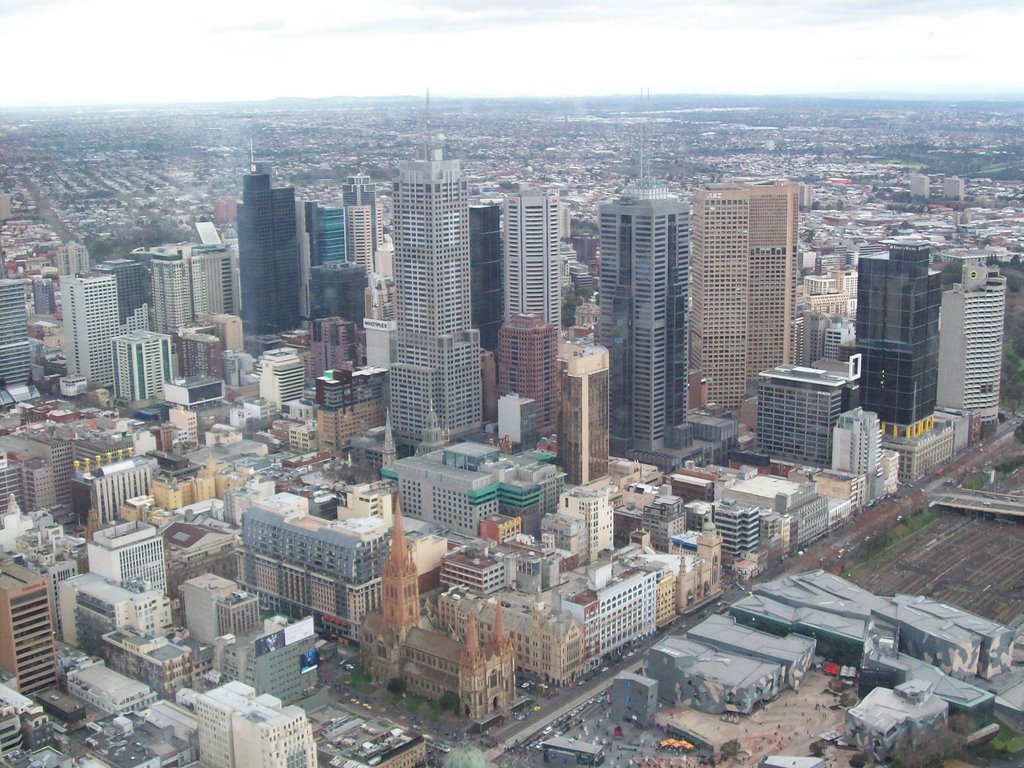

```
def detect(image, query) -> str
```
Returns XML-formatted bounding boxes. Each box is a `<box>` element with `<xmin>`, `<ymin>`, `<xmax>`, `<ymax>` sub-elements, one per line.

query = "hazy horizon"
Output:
<box><xmin>2</xmin><ymin>0</ymin><xmax>1022</xmax><ymax>108</ymax></box>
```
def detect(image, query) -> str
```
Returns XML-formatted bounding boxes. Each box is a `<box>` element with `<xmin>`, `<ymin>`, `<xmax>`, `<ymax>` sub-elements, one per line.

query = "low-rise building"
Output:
<box><xmin>845</xmin><ymin>681</ymin><xmax>948</xmax><ymax>762</ymax></box>
<box><xmin>66</xmin><ymin>661</ymin><xmax>157</xmax><ymax>715</ymax></box>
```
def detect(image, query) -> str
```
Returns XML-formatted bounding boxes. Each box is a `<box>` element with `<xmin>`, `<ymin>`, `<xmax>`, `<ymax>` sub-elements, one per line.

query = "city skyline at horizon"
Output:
<box><xmin>1</xmin><ymin>0</ymin><xmax>1023</xmax><ymax>107</ymax></box>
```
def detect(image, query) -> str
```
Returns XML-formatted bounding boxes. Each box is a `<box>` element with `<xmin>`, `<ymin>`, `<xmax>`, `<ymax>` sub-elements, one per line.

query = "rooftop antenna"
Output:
<box><xmin>424</xmin><ymin>88</ymin><xmax>431</xmax><ymax>160</ymax></box>
<box><xmin>249</xmin><ymin>138</ymin><xmax>254</xmax><ymax>165</ymax></box>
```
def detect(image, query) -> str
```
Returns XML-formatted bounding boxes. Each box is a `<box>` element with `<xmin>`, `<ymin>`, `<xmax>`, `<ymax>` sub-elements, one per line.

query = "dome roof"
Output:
<box><xmin>702</xmin><ymin>519</ymin><xmax>717</xmax><ymax>533</ymax></box>
<box><xmin>444</xmin><ymin>744</ymin><xmax>487</xmax><ymax>768</ymax></box>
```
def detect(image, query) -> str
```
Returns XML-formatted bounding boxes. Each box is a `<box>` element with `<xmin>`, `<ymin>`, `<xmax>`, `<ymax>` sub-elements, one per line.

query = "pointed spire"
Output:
<box><xmin>490</xmin><ymin>599</ymin><xmax>511</xmax><ymax>655</ymax></box>
<box><xmin>382</xmin><ymin>410</ymin><xmax>396</xmax><ymax>467</ymax></box>
<box><xmin>462</xmin><ymin>608</ymin><xmax>482</xmax><ymax>668</ymax></box>
<box><xmin>389</xmin><ymin>501</ymin><xmax>408</xmax><ymax>565</ymax></box>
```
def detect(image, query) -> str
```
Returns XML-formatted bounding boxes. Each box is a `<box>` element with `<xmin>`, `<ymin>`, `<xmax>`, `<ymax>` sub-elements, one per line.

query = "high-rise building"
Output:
<box><xmin>87</xmin><ymin>521</ymin><xmax>167</xmax><ymax>594</ymax></box>
<box><xmin>341</xmin><ymin>174</ymin><xmax>382</xmax><ymax>272</ymax></box>
<box><xmin>57</xmin><ymin>242</ymin><xmax>90</xmax><ymax>276</ymax></box>
<box><xmin>149</xmin><ymin>251</ymin><xmax>195</xmax><ymax>332</ymax></box>
<box><xmin>691</xmin><ymin>181</ymin><xmax>799</xmax><ymax>409</ymax></box>
<box><xmin>504</xmin><ymin>188</ymin><xmax>560</xmax><ymax>328</ymax></box>
<box><xmin>0</xmin><ymin>280</ymin><xmax>30</xmax><ymax>386</ymax></box>
<box><xmin>193</xmin><ymin>245</ymin><xmax>238</xmax><ymax>317</ymax></box>
<box><xmin>31</xmin><ymin>278</ymin><xmax>57</xmax><ymax>315</ymax></box>
<box><xmin>857</xmin><ymin>241</ymin><xmax>941</xmax><ymax>436</ymax></box>
<box><xmin>299</xmin><ymin>202</ymin><xmax>347</xmax><ymax>318</ymax></box>
<box><xmin>309</xmin><ymin>317</ymin><xmax>358</xmax><ymax>376</ymax></box>
<box><xmin>195</xmin><ymin>681</ymin><xmax>316</xmax><ymax>768</ymax></box>
<box><xmin>308</xmin><ymin>261</ymin><xmax>368</xmax><ymax>322</ymax></box>
<box><xmin>756</xmin><ymin>357</ymin><xmax>861</xmax><ymax>467</ymax></box>
<box><xmin>61</xmin><ymin>273</ymin><xmax>119</xmax><ymax>386</ymax></box>
<box><xmin>238</xmin><ymin>163</ymin><xmax>300</xmax><ymax>336</ymax></box>
<box><xmin>909</xmin><ymin>173</ymin><xmax>930</xmax><ymax>198</ymax></box>
<box><xmin>497</xmin><ymin>314</ymin><xmax>559</xmax><ymax>436</ymax></box>
<box><xmin>832</xmin><ymin>407</ymin><xmax>884</xmax><ymax>501</ymax></box>
<box><xmin>598</xmin><ymin>185</ymin><xmax>689</xmax><ymax>455</ymax></box>
<box><xmin>94</xmin><ymin>259</ymin><xmax>148</xmax><ymax>330</ymax></box>
<box><xmin>943</xmin><ymin>176</ymin><xmax>966</xmax><ymax>201</ymax></box>
<box><xmin>937</xmin><ymin>265</ymin><xmax>1005</xmax><ymax>424</ymax></box>
<box><xmin>558</xmin><ymin>341</ymin><xmax>610</xmax><ymax>486</ymax></box>
<box><xmin>390</xmin><ymin>149</ymin><xmax>481</xmax><ymax>449</ymax></box>
<box><xmin>112</xmin><ymin>331</ymin><xmax>173</xmax><ymax>403</ymax></box>
<box><xmin>0</xmin><ymin>560</ymin><xmax>57</xmax><ymax>694</ymax></box>
<box><xmin>559</xmin><ymin>486</ymin><xmax>614</xmax><ymax>564</ymax></box>
<box><xmin>258</xmin><ymin>349</ymin><xmax>305</xmax><ymax>409</ymax></box>
<box><xmin>469</xmin><ymin>203</ymin><xmax>504</xmax><ymax>353</ymax></box>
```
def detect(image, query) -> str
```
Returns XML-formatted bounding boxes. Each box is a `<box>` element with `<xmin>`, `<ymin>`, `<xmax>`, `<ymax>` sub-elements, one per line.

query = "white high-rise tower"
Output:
<box><xmin>504</xmin><ymin>187</ymin><xmax>561</xmax><ymax>328</ymax></box>
<box><xmin>390</xmin><ymin>149</ymin><xmax>481</xmax><ymax>449</ymax></box>
<box><xmin>61</xmin><ymin>273</ymin><xmax>119</xmax><ymax>386</ymax></box>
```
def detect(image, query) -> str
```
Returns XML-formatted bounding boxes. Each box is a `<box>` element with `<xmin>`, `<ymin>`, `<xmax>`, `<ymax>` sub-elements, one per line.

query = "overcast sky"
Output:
<box><xmin>1</xmin><ymin>0</ymin><xmax>1022</xmax><ymax>106</ymax></box>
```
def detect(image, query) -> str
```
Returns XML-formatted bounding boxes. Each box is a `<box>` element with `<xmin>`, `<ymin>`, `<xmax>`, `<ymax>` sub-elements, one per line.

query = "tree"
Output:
<box><xmin>387</xmin><ymin>677</ymin><xmax>406</xmax><ymax>695</ymax></box>
<box><xmin>440</xmin><ymin>690</ymin><xmax>461</xmax><ymax>713</ymax></box>
<box><xmin>849</xmin><ymin>754</ymin><xmax>868</xmax><ymax>768</ymax></box>
<box><xmin>561</xmin><ymin>291</ymin><xmax>579</xmax><ymax>328</ymax></box>
<box><xmin>719</xmin><ymin>739</ymin><xmax>741</xmax><ymax>758</ymax></box>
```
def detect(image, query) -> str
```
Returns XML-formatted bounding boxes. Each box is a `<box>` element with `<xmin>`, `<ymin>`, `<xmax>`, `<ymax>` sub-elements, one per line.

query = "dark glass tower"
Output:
<box><xmin>598</xmin><ymin>186</ymin><xmax>689</xmax><ymax>456</ymax></box>
<box><xmin>238</xmin><ymin>163</ymin><xmax>300</xmax><ymax>336</ymax></box>
<box><xmin>856</xmin><ymin>241</ymin><xmax>941</xmax><ymax>433</ymax></box>
<box><xmin>309</xmin><ymin>261</ymin><xmax>368</xmax><ymax>323</ymax></box>
<box><xmin>469</xmin><ymin>203</ymin><xmax>504</xmax><ymax>353</ymax></box>
<box><xmin>303</xmin><ymin>203</ymin><xmax>348</xmax><ymax>267</ymax></box>
<box><xmin>95</xmin><ymin>259</ymin><xmax>147</xmax><ymax>325</ymax></box>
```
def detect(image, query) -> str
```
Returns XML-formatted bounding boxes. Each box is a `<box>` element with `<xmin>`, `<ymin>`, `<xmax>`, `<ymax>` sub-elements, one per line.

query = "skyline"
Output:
<box><xmin>2</xmin><ymin>0</ymin><xmax>1024</xmax><ymax>107</ymax></box>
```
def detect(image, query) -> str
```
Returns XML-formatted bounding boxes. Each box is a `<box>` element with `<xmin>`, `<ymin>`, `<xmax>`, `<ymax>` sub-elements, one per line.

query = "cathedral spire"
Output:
<box><xmin>490</xmin><ymin>599</ymin><xmax>513</xmax><ymax>656</ymax></box>
<box><xmin>382</xmin><ymin>409</ymin><xmax>397</xmax><ymax>467</ymax></box>
<box><xmin>382</xmin><ymin>499</ymin><xmax>420</xmax><ymax>631</ymax></box>
<box><xmin>461</xmin><ymin>608</ymin><xmax>483</xmax><ymax>669</ymax></box>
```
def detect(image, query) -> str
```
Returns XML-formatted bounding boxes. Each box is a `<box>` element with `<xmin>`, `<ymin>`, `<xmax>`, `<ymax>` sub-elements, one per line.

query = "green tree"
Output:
<box><xmin>387</xmin><ymin>677</ymin><xmax>406</xmax><ymax>695</ymax></box>
<box><xmin>561</xmin><ymin>291</ymin><xmax>579</xmax><ymax>327</ymax></box>
<box><xmin>440</xmin><ymin>690</ymin><xmax>461</xmax><ymax>713</ymax></box>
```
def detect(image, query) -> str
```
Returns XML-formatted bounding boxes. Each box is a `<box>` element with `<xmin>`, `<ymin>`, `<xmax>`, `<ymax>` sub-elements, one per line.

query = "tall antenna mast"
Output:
<box><xmin>424</xmin><ymin>88</ymin><xmax>431</xmax><ymax>160</ymax></box>
<box><xmin>249</xmin><ymin>137</ymin><xmax>255</xmax><ymax>165</ymax></box>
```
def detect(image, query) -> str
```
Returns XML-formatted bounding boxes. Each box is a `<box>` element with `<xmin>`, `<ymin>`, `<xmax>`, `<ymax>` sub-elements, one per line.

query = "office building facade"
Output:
<box><xmin>504</xmin><ymin>188</ymin><xmax>561</xmax><ymax>328</ymax></box>
<box><xmin>691</xmin><ymin>181</ymin><xmax>799</xmax><ymax>409</ymax></box>
<box><xmin>390</xmin><ymin>149</ymin><xmax>481</xmax><ymax>449</ymax></box>
<box><xmin>0</xmin><ymin>280</ymin><xmax>31</xmax><ymax>386</ymax></box>
<box><xmin>94</xmin><ymin>259</ymin><xmax>149</xmax><ymax>330</ymax></box>
<box><xmin>0</xmin><ymin>561</ymin><xmax>57</xmax><ymax>694</ymax></box>
<box><xmin>857</xmin><ymin>241</ymin><xmax>941</xmax><ymax>436</ymax></box>
<box><xmin>469</xmin><ymin>203</ymin><xmax>504</xmax><ymax>353</ymax></box>
<box><xmin>238</xmin><ymin>163</ymin><xmax>300</xmax><ymax>336</ymax></box>
<box><xmin>598</xmin><ymin>186</ymin><xmax>689</xmax><ymax>455</ymax></box>
<box><xmin>341</xmin><ymin>174</ymin><xmax>382</xmax><ymax>272</ymax></box>
<box><xmin>558</xmin><ymin>341</ymin><xmax>610</xmax><ymax>486</ymax></box>
<box><xmin>757</xmin><ymin>357</ymin><xmax>861</xmax><ymax>467</ymax></box>
<box><xmin>309</xmin><ymin>261</ymin><xmax>368</xmax><ymax>323</ymax></box>
<box><xmin>937</xmin><ymin>266</ymin><xmax>1005</xmax><ymax>424</ymax></box>
<box><xmin>61</xmin><ymin>273</ymin><xmax>119</xmax><ymax>386</ymax></box>
<box><xmin>112</xmin><ymin>331</ymin><xmax>173</xmax><ymax>403</ymax></box>
<box><xmin>497</xmin><ymin>314</ymin><xmax>559</xmax><ymax>436</ymax></box>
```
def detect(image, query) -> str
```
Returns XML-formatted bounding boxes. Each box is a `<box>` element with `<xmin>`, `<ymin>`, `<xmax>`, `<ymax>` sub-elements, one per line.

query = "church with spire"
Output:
<box><xmin>361</xmin><ymin>504</ymin><xmax>515</xmax><ymax>719</ymax></box>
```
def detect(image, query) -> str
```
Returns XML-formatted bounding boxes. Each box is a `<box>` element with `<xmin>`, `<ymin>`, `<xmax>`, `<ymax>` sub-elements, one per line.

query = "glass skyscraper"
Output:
<box><xmin>856</xmin><ymin>241</ymin><xmax>941</xmax><ymax>434</ymax></box>
<box><xmin>238</xmin><ymin>163</ymin><xmax>300</xmax><ymax>336</ymax></box>
<box><xmin>469</xmin><ymin>203</ymin><xmax>503</xmax><ymax>353</ymax></box>
<box><xmin>598</xmin><ymin>185</ymin><xmax>689</xmax><ymax>456</ymax></box>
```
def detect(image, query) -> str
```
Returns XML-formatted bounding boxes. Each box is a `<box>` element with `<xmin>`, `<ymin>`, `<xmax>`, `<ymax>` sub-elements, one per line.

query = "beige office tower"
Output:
<box><xmin>558</xmin><ymin>341</ymin><xmax>609</xmax><ymax>486</ymax></box>
<box><xmin>0</xmin><ymin>560</ymin><xmax>57</xmax><ymax>694</ymax></box>
<box><xmin>691</xmin><ymin>181</ymin><xmax>799</xmax><ymax>409</ymax></box>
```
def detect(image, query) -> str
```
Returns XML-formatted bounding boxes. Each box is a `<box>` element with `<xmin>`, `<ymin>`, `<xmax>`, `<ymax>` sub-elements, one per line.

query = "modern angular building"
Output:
<box><xmin>238</xmin><ymin>163</ymin><xmax>300</xmax><ymax>336</ymax></box>
<box><xmin>756</xmin><ymin>356</ymin><xmax>861</xmax><ymax>467</ymax></box>
<box><xmin>390</xmin><ymin>149</ymin><xmax>481</xmax><ymax>449</ymax></box>
<box><xmin>937</xmin><ymin>265</ymin><xmax>1005</xmax><ymax>424</ymax></box>
<box><xmin>504</xmin><ymin>188</ymin><xmax>561</xmax><ymax>328</ymax></box>
<box><xmin>598</xmin><ymin>184</ymin><xmax>689</xmax><ymax>456</ymax></box>
<box><xmin>498</xmin><ymin>314</ymin><xmax>559</xmax><ymax>436</ymax></box>
<box><xmin>469</xmin><ymin>203</ymin><xmax>504</xmax><ymax>353</ymax></box>
<box><xmin>856</xmin><ymin>241</ymin><xmax>941</xmax><ymax>437</ymax></box>
<box><xmin>691</xmin><ymin>181</ymin><xmax>799</xmax><ymax>409</ymax></box>
<box><xmin>299</xmin><ymin>202</ymin><xmax>347</xmax><ymax>318</ymax></box>
<box><xmin>341</xmin><ymin>174</ymin><xmax>382</xmax><ymax>272</ymax></box>
<box><xmin>558</xmin><ymin>341</ymin><xmax>609</xmax><ymax>486</ymax></box>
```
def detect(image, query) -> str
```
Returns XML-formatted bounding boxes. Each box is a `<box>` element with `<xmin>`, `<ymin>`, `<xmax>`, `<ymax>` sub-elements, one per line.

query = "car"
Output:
<box><xmin>543</xmin><ymin>727</ymin><xmax>554</xmax><ymax>735</ymax></box>
<box><xmin>521</xmin><ymin>682</ymin><xmax>530</xmax><ymax>689</ymax></box>
<box><xmin>600</xmin><ymin>666</ymin><xmax>609</xmax><ymax>672</ymax></box>
<box><xmin>532</xmin><ymin>705</ymin><xmax>542</xmax><ymax>712</ymax></box>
